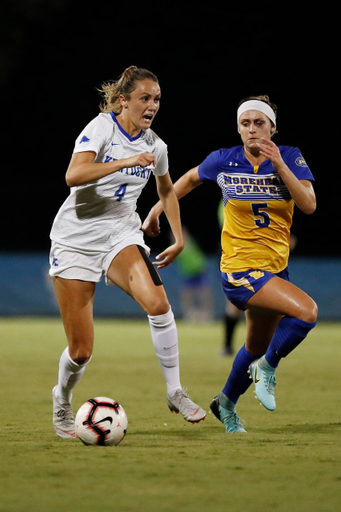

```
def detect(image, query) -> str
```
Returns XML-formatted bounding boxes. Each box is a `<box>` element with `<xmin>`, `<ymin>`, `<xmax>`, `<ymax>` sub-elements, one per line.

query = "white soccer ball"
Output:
<box><xmin>75</xmin><ymin>397</ymin><xmax>128</xmax><ymax>446</ymax></box>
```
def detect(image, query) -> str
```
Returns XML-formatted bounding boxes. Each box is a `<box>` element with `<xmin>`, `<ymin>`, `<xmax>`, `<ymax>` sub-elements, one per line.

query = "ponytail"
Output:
<box><xmin>98</xmin><ymin>66</ymin><xmax>158</xmax><ymax>114</ymax></box>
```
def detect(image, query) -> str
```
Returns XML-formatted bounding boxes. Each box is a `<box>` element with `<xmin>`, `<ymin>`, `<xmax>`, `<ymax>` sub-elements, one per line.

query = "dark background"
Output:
<box><xmin>0</xmin><ymin>1</ymin><xmax>336</xmax><ymax>256</ymax></box>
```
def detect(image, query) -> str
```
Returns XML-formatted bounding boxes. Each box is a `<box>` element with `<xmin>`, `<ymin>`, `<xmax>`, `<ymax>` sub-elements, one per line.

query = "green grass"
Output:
<box><xmin>0</xmin><ymin>318</ymin><xmax>340</xmax><ymax>512</ymax></box>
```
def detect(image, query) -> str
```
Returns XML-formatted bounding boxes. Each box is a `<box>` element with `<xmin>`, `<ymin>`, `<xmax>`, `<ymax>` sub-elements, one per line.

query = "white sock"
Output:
<box><xmin>56</xmin><ymin>347</ymin><xmax>89</xmax><ymax>404</ymax></box>
<box><xmin>148</xmin><ymin>308</ymin><xmax>181</xmax><ymax>395</ymax></box>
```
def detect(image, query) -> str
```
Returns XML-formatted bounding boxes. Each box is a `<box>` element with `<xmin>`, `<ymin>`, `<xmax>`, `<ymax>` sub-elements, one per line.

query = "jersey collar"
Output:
<box><xmin>240</xmin><ymin>146</ymin><xmax>274</xmax><ymax>172</ymax></box>
<box><xmin>110</xmin><ymin>112</ymin><xmax>144</xmax><ymax>142</ymax></box>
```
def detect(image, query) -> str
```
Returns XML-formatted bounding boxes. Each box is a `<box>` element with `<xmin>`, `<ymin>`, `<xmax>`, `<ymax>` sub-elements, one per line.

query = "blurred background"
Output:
<box><xmin>0</xmin><ymin>1</ymin><xmax>339</xmax><ymax>320</ymax></box>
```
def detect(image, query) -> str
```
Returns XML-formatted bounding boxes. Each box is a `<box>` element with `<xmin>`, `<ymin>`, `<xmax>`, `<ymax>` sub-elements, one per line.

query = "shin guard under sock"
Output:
<box><xmin>222</xmin><ymin>344</ymin><xmax>260</xmax><ymax>404</ymax></box>
<box><xmin>148</xmin><ymin>308</ymin><xmax>181</xmax><ymax>395</ymax></box>
<box><xmin>265</xmin><ymin>317</ymin><xmax>317</xmax><ymax>368</ymax></box>
<box><xmin>56</xmin><ymin>347</ymin><xmax>89</xmax><ymax>404</ymax></box>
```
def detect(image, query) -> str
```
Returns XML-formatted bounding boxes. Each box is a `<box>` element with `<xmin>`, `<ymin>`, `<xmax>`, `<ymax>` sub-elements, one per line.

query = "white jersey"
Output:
<box><xmin>50</xmin><ymin>112</ymin><xmax>168</xmax><ymax>251</ymax></box>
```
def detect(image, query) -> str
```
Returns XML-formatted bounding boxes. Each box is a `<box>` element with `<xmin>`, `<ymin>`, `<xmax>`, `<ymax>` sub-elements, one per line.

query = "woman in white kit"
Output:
<box><xmin>49</xmin><ymin>65</ymin><xmax>206</xmax><ymax>438</ymax></box>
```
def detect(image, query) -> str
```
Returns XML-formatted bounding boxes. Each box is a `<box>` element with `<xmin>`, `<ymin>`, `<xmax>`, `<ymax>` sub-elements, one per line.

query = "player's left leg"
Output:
<box><xmin>246</xmin><ymin>277</ymin><xmax>317</xmax><ymax>410</ymax></box>
<box><xmin>245</xmin><ymin>308</ymin><xmax>283</xmax><ymax>411</ymax></box>
<box><xmin>106</xmin><ymin>245</ymin><xmax>206</xmax><ymax>423</ymax></box>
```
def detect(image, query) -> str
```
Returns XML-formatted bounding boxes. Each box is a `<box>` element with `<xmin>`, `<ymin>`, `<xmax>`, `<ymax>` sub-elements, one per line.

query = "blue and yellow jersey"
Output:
<box><xmin>198</xmin><ymin>146</ymin><xmax>314</xmax><ymax>273</ymax></box>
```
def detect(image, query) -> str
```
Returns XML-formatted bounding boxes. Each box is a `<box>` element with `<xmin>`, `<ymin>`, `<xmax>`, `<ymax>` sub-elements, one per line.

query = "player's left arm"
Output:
<box><xmin>258</xmin><ymin>138</ymin><xmax>316</xmax><ymax>214</ymax></box>
<box><xmin>152</xmin><ymin>172</ymin><xmax>184</xmax><ymax>269</ymax></box>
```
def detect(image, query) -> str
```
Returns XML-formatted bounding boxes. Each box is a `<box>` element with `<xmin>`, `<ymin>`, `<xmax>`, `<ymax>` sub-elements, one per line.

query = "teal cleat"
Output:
<box><xmin>248</xmin><ymin>360</ymin><xmax>277</xmax><ymax>411</ymax></box>
<box><xmin>210</xmin><ymin>396</ymin><xmax>246</xmax><ymax>433</ymax></box>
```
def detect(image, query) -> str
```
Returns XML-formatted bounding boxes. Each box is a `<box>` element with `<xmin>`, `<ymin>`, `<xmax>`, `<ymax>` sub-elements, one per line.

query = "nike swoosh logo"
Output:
<box><xmin>163</xmin><ymin>342</ymin><xmax>178</xmax><ymax>350</ymax></box>
<box><xmin>254</xmin><ymin>367</ymin><xmax>262</xmax><ymax>384</ymax></box>
<box><xmin>92</xmin><ymin>416</ymin><xmax>113</xmax><ymax>426</ymax></box>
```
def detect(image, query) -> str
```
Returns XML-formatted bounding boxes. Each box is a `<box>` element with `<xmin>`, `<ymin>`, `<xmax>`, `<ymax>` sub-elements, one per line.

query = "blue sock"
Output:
<box><xmin>221</xmin><ymin>345</ymin><xmax>260</xmax><ymax>404</ymax></box>
<box><xmin>265</xmin><ymin>317</ymin><xmax>317</xmax><ymax>368</ymax></box>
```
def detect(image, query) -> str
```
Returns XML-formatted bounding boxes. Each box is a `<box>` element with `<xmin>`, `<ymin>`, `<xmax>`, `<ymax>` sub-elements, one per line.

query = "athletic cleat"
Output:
<box><xmin>248</xmin><ymin>360</ymin><xmax>277</xmax><ymax>411</ymax></box>
<box><xmin>210</xmin><ymin>396</ymin><xmax>246</xmax><ymax>433</ymax></box>
<box><xmin>52</xmin><ymin>386</ymin><xmax>76</xmax><ymax>438</ymax></box>
<box><xmin>167</xmin><ymin>388</ymin><xmax>206</xmax><ymax>423</ymax></box>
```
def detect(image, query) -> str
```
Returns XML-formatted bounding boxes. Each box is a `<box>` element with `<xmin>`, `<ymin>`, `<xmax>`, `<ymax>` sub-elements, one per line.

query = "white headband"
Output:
<box><xmin>237</xmin><ymin>100</ymin><xmax>276</xmax><ymax>128</ymax></box>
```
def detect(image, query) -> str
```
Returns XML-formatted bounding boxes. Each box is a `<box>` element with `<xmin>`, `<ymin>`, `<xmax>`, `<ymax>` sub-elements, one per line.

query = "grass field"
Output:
<box><xmin>0</xmin><ymin>317</ymin><xmax>340</xmax><ymax>512</ymax></box>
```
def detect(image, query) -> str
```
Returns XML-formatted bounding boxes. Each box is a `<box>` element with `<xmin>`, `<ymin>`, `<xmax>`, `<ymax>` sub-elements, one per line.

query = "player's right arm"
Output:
<box><xmin>142</xmin><ymin>165</ymin><xmax>202</xmax><ymax>237</ymax></box>
<box><xmin>65</xmin><ymin>151</ymin><xmax>156</xmax><ymax>187</ymax></box>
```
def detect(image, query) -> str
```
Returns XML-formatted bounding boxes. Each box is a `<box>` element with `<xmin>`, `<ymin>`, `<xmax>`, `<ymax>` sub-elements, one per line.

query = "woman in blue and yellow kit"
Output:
<box><xmin>143</xmin><ymin>95</ymin><xmax>317</xmax><ymax>433</ymax></box>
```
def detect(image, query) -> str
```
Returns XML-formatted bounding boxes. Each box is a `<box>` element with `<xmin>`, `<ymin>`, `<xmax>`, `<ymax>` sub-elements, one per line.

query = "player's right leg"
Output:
<box><xmin>51</xmin><ymin>277</ymin><xmax>95</xmax><ymax>438</ymax></box>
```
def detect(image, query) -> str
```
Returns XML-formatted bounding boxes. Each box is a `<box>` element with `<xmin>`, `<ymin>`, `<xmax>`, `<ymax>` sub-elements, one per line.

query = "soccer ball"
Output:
<box><xmin>75</xmin><ymin>397</ymin><xmax>128</xmax><ymax>446</ymax></box>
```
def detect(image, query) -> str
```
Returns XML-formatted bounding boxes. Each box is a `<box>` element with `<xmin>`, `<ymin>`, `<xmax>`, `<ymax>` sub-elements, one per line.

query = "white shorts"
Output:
<box><xmin>49</xmin><ymin>235</ymin><xmax>150</xmax><ymax>286</ymax></box>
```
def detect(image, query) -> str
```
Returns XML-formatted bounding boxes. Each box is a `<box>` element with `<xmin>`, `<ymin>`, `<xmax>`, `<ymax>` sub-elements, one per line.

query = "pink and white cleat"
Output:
<box><xmin>52</xmin><ymin>386</ymin><xmax>76</xmax><ymax>439</ymax></box>
<box><xmin>167</xmin><ymin>388</ymin><xmax>206</xmax><ymax>423</ymax></box>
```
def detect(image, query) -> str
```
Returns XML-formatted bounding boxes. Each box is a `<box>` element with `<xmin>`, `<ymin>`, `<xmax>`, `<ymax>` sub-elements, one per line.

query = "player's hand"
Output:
<box><xmin>124</xmin><ymin>152</ymin><xmax>156</xmax><ymax>169</ymax></box>
<box><xmin>152</xmin><ymin>242</ymin><xmax>184</xmax><ymax>269</ymax></box>
<box><xmin>142</xmin><ymin>211</ymin><xmax>161</xmax><ymax>237</ymax></box>
<box><xmin>257</xmin><ymin>138</ymin><xmax>284</xmax><ymax>169</ymax></box>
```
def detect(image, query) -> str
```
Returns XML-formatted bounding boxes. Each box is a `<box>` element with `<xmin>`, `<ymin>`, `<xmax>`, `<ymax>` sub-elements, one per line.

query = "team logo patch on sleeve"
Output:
<box><xmin>79</xmin><ymin>135</ymin><xmax>90</xmax><ymax>144</ymax></box>
<box><xmin>295</xmin><ymin>156</ymin><xmax>308</xmax><ymax>167</ymax></box>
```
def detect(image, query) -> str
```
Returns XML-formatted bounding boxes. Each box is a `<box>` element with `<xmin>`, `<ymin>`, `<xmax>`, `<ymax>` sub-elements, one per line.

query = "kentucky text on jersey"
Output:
<box><xmin>50</xmin><ymin>112</ymin><xmax>169</xmax><ymax>252</ymax></box>
<box><xmin>104</xmin><ymin>156</ymin><xmax>152</xmax><ymax>179</ymax></box>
